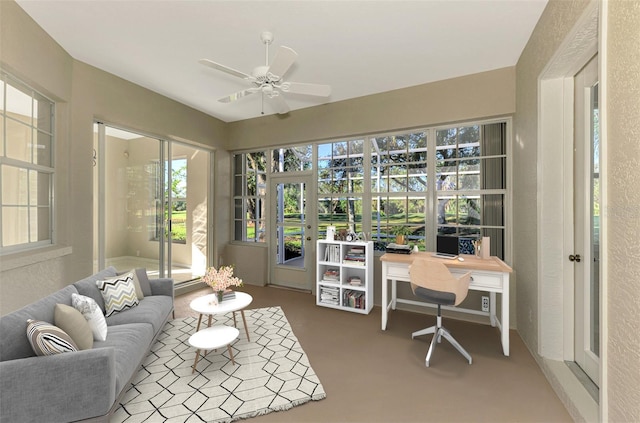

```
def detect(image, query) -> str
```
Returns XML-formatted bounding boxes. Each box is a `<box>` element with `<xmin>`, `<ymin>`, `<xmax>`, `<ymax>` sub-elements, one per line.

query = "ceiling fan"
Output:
<box><xmin>199</xmin><ymin>31</ymin><xmax>331</xmax><ymax>115</ymax></box>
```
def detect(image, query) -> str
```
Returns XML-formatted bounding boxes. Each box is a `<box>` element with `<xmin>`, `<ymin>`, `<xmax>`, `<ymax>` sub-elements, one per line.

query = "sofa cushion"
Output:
<box><xmin>117</xmin><ymin>268</ymin><xmax>153</xmax><ymax>299</ymax></box>
<box><xmin>73</xmin><ymin>266</ymin><xmax>118</xmax><ymax>314</ymax></box>
<box><xmin>0</xmin><ymin>284</ymin><xmax>78</xmax><ymax>361</ymax></box>
<box><xmin>96</xmin><ymin>272</ymin><xmax>139</xmax><ymax>317</ymax></box>
<box><xmin>71</xmin><ymin>293</ymin><xmax>108</xmax><ymax>341</ymax></box>
<box><xmin>134</xmin><ymin>268</ymin><xmax>153</xmax><ymax>297</ymax></box>
<box><xmin>54</xmin><ymin>304</ymin><xmax>93</xmax><ymax>350</ymax></box>
<box><xmin>92</xmin><ymin>322</ymin><xmax>154</xmax><ymax>394</ymax></box>
<box><xmin>105</xmin><ymin>295</ymin><xmax>173</xmax><ymax>334</ymax></box>
<box><xmin>26</xmin><ymin>319</ymin><xmax>78</xmax><ymax>356</ymax></box>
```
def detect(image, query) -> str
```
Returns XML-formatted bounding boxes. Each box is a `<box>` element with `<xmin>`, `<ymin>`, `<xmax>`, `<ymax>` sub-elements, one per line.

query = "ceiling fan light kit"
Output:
<box><xmin>200</xmin><ymin>31</ymin><xmax>331</xmax><ymax>115</ymax></box>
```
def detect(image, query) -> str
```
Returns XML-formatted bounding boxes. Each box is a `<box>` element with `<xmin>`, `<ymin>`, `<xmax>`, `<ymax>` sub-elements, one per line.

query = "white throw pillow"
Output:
<box><xmin>71</xmin><ymin>293</ymin><xmax>108</xmax><ymax>341</ymax></box>
<box><xmin>96</xmin><ymin>272</ymin><xmax>139</xmax><ymax>317</ymax></box>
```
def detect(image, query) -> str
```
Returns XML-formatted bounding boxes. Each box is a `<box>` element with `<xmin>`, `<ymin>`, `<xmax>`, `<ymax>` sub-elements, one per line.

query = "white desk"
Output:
<box><xmin>380</xmin><ymin>252</ymin><xmax>513</xmax><ymax>356</ymax></box>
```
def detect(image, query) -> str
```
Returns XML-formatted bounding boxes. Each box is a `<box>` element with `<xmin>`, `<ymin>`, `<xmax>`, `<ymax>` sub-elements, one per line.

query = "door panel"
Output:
<box><xmin>573</xmin><ymin>56</ymin><xmax>600</xmax><ymax>385</ymax></box>
<box><xmin>269</xmin><ymin>175</ymin><xmax>313</xmax><ymax>290</ymax></box>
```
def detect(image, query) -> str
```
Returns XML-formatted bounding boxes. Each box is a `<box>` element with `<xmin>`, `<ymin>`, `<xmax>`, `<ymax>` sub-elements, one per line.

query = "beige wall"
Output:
<box><xmin>515</xmin><ymin>0</ymin><xmax>640</xmax><ymax>421</ymax></box>
<box><xmin>0</xmin><ymin>0</ymin><xmax>228</xmax><ymax>314</ymax></box>
<box><xmin>606</xmin><ymin>1</ymin><xmax>640</xmax><ymax>421</ymax></box>
<box><xmin>227</xmin><ymin>67</ymin><xmax>515</xmax><ymax>149</ymax></box>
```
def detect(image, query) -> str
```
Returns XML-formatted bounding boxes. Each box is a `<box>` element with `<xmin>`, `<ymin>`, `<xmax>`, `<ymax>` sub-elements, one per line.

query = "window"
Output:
<box><xmin>233</xmin><ymin>152</ymin><xmax>267</xmax><ymax>242</ymax></box>
<box><xmin>317</xmin><ymin>139</ymin><xmax>365</xmax><ymax>237</ymax></box>
<box><xmin>153</xmin><ymin>158</ymin><xmax>187</xmax><ymax>243</ymax></box>
<box><xmin>0</xmin><ymin>72</ymin><xmax>55</xmax><ymax>253</ymax></box>
<box><xmin>371</xmin><ymin>132</ymin><xmax>427</xmax><ymax>247</ymax></box>
<box><xmin>232</xmin><ymin>119</ymin><xmax>509</xmax><ymax>259</ymax></box>
<box><xmin>271</xmin><ymin>146</ymin><xmax>313</xmax><ymax>173</ymax></box>
<box><xmin>436</xmin><ymin>123</ymin><xmax>507</xmax><ymax>257</ymax></box>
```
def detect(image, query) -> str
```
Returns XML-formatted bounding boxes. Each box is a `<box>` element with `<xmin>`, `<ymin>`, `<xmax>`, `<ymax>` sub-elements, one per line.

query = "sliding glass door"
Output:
<box><xmin>93</xmin><ymin>123</ymin><xmax>211</xmax><ymax>283</ymax></box>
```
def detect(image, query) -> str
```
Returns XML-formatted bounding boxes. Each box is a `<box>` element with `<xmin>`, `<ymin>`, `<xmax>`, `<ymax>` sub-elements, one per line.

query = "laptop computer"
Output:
<box><xmin>433</xmin><ymin>235</ymin><xmax>458</xmax><ymax>259</ymax></box>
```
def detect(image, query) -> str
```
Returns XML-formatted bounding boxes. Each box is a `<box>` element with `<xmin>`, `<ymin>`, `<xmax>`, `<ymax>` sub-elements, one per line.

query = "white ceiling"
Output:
<box><xmin>17</xmin><ymin>0</ymin><xmax>547</xmax><ymax>123</ymax></box>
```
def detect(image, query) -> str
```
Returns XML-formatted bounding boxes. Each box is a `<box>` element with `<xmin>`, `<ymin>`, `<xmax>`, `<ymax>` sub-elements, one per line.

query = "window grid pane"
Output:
<box><xmin>435</xmin><ymin>123</ymin><xmax>507</xmax><ymax>257</ymax></box>
<box><xmin>233</xmin><ymin>152</ymin><xmax>266</xmax><ymax>242</ymax></box>
<box><xmin>1</xmin><ymin>72</ymin><xmax>54</xmax><ymax>252</ymax></box>
<box><xmin>316</xmin><ymin>139</ymin><xmax>366</xmax><ymax>237</ymax></box>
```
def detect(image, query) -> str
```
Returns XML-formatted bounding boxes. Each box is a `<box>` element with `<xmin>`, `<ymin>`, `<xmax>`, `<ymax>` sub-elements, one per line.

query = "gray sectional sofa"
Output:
<box><xmin>0</xmin><ymin>266</ymin><xmax>174</xmax><ymax>422</ymax></box>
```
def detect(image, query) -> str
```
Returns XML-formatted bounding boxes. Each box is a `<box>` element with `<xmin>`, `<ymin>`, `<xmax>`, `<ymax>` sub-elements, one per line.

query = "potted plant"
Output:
<box><xmin>391</xmin><ymin>226</ymin><xmax>412</xmax><ymax>245</ymax></box>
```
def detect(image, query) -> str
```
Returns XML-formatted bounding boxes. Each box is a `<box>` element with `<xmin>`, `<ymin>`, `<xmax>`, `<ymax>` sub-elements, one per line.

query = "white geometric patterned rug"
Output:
<box><xmin>112</xmin><ymin>306</ymin><xmax>326</xmax><ymax>422</ymax></box>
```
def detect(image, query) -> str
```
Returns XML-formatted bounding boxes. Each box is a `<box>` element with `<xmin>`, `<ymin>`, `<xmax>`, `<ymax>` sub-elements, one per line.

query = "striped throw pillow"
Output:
<box><xmin>27</xmin><ymin>319</ymin><xmax>78</xmax><ymax>356</ymax></box>
<box><xmin>96</xmin><ymin>272</ymin><xmax>139</xmax><ymax>317</ymax></box>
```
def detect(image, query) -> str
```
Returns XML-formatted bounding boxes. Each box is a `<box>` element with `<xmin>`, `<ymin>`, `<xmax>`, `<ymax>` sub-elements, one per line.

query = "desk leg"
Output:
<box><xmin>391</xmin><ymin>278</ymin><xmax>397</xmax><ymax>310</ymax></box>
<box><xmin>489</xmin><ymin>292</ymin><xmax>497</xmax><ymax>327</ymax></box>
<box><xmin>381</xmin><ymin>263</ymin><xmax>388</xmax><ymax>330</ymax></box>
<box><xmin>501</xmin><ymin>275</ymin><xmax>510</xmax><ymax>356</ymax></box>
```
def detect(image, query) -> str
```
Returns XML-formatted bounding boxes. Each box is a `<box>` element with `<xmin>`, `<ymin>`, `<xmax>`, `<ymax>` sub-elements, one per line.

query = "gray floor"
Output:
<box><xmin>175</xmin><ymin>284</ymin><xmax>572</xmax><ymax>423</ymax></box>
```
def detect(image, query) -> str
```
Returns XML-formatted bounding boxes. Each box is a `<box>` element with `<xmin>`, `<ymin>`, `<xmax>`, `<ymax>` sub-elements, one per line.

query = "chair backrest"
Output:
<box><xmin>409</xmin><ymin>258</ymin><xmax>471</xmax><ymax>306</ymax></box>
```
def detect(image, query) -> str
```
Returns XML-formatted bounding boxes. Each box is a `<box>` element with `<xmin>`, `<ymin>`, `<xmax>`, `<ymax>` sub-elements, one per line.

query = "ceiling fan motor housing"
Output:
<box><xmin>251</xmin><ymin>65</ymin><xmax>279</xmax><ymax>84</ymax></box>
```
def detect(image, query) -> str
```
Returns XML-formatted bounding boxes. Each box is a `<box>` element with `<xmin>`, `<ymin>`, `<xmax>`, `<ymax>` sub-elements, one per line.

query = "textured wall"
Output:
<box><xmin>514</xmin><ymin>0</ymin><xmax>590</xmax><ymax>354</ymax></box>
<box><xmin>606</xmin><ymin>1</ymin><xmax>640</xmax><ymax>421</ymax></box>
<box><xmin>227</xmin><ymin>67</ymin><xmax>516</xmax><ymax>150</ymax></box>
<box><xmin>515</xmin><ymin>0</ymin><xmax>640</xmax><ymax>420</ymax></box>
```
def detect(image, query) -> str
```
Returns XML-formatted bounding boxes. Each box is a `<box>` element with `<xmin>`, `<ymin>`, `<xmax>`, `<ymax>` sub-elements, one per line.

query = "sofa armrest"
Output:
<box><xmin>0</xmin><ymin>348</ymin><xmax>116</xmax><ymax>423</ymax></box>
<box><xmin>150</xmin><ymin>277</ymin><xmax>174</xmax><ymax>298</ymax></box>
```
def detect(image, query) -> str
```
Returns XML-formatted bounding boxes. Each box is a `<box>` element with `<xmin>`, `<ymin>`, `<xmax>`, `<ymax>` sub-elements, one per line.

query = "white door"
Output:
<box><xmin>573</xmin><ymin>56</ymin><xmax>600</xmax><ymax>384</ymax></box>
<box><xmin>268</xmin><ymin>174</ymin><xmax>314</xmax><ymax>290</ymax></box>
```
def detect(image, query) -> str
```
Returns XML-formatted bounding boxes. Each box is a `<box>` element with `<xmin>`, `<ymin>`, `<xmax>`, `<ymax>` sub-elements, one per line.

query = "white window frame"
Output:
<box><xmin>232</xmin><ymin>117</ymin><xmax>511</xmax><ymax>261</ymax></box>
<box><xmin>0</xmin><ymin>71</ymin><xmax>55</xmax><ymax>255</ymax></box>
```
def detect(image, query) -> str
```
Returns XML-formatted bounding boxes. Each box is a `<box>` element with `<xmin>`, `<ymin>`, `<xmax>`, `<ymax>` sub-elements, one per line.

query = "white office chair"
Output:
<box><xmin>409</xmin><ymin>258</ymin><xmax>473</xmax><ymax>367</ymax></box>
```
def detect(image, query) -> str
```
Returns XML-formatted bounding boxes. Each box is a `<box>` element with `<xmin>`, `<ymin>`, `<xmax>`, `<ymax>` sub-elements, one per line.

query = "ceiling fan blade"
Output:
<box><xmin>280</xmin><ymin>82</ymin><xmax>331</xmax><ymax>97</ymax></box>
<box><xmin>218</xmin><ymin>88</ymin><xmax>259</xmax><ymax>103</ymax></box>
<box><xmin>267</xmin><ymin>92</ymin><xmax>290</xmax><ymax>114</ymax></box>
<box><xmin>199</xmin><ymin>59</ymin><xmax>252</xmax><ymax>80</ymax></box>
<box><xmin>267</xmin><ymin>46</ymin><xmax>298</xmax><ymax>80</ymax></box>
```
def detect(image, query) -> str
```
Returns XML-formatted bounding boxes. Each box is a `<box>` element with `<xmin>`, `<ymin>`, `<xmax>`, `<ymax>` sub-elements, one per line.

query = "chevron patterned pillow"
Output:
<box><xmin>96</xmin><ymin>272</ymin><xmax>139</xmax><ymax>317</ymax></box>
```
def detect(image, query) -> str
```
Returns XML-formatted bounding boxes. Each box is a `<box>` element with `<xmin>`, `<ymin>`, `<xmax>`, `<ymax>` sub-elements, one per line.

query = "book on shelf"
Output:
<box><xmin>323</xmin><ymin>267</ymin><xmax>340</xmax><ymax>281</ymax></box>
<box><xmin>343</xmin><ymin>289</ymin><xmax>366</xmax><ymax>309</ymax></box>
<box><xmin>343</xmin><ymin>259</ymin><xmax>366</xmax><ymax>266</ymax></box>
<box><xmin>323</xmin><ymin>244</ymin><xmax>341</xmax><ymax>263</ymax></box>
<box><xmin>320</xmin><ymin>286</ymin><xmax>340</xmax><ymax>305</ymax></box>
<box><xmin>347</xmin><ymin>276</ymin><xmax>362</xmax><ymax>286</ymax></box>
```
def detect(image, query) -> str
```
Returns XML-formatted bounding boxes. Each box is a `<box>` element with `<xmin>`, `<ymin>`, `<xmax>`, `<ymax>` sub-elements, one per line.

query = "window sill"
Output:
<box><xmin>0</xmin><ymin>245</ymin><xmax>73</xmax><ymax>272</ymax></box>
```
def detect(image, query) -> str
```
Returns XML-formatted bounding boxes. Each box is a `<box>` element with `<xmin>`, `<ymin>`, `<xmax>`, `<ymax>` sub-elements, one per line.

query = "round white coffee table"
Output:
<box><xmin>190</xmin><ymin>291</ymin><xmax>253</xmax><ymax>341</ymax></box>
<box><xmin>188</xmin><ymin>325</ymin><xmax>239</xmax><ymax>373</ymax></box>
